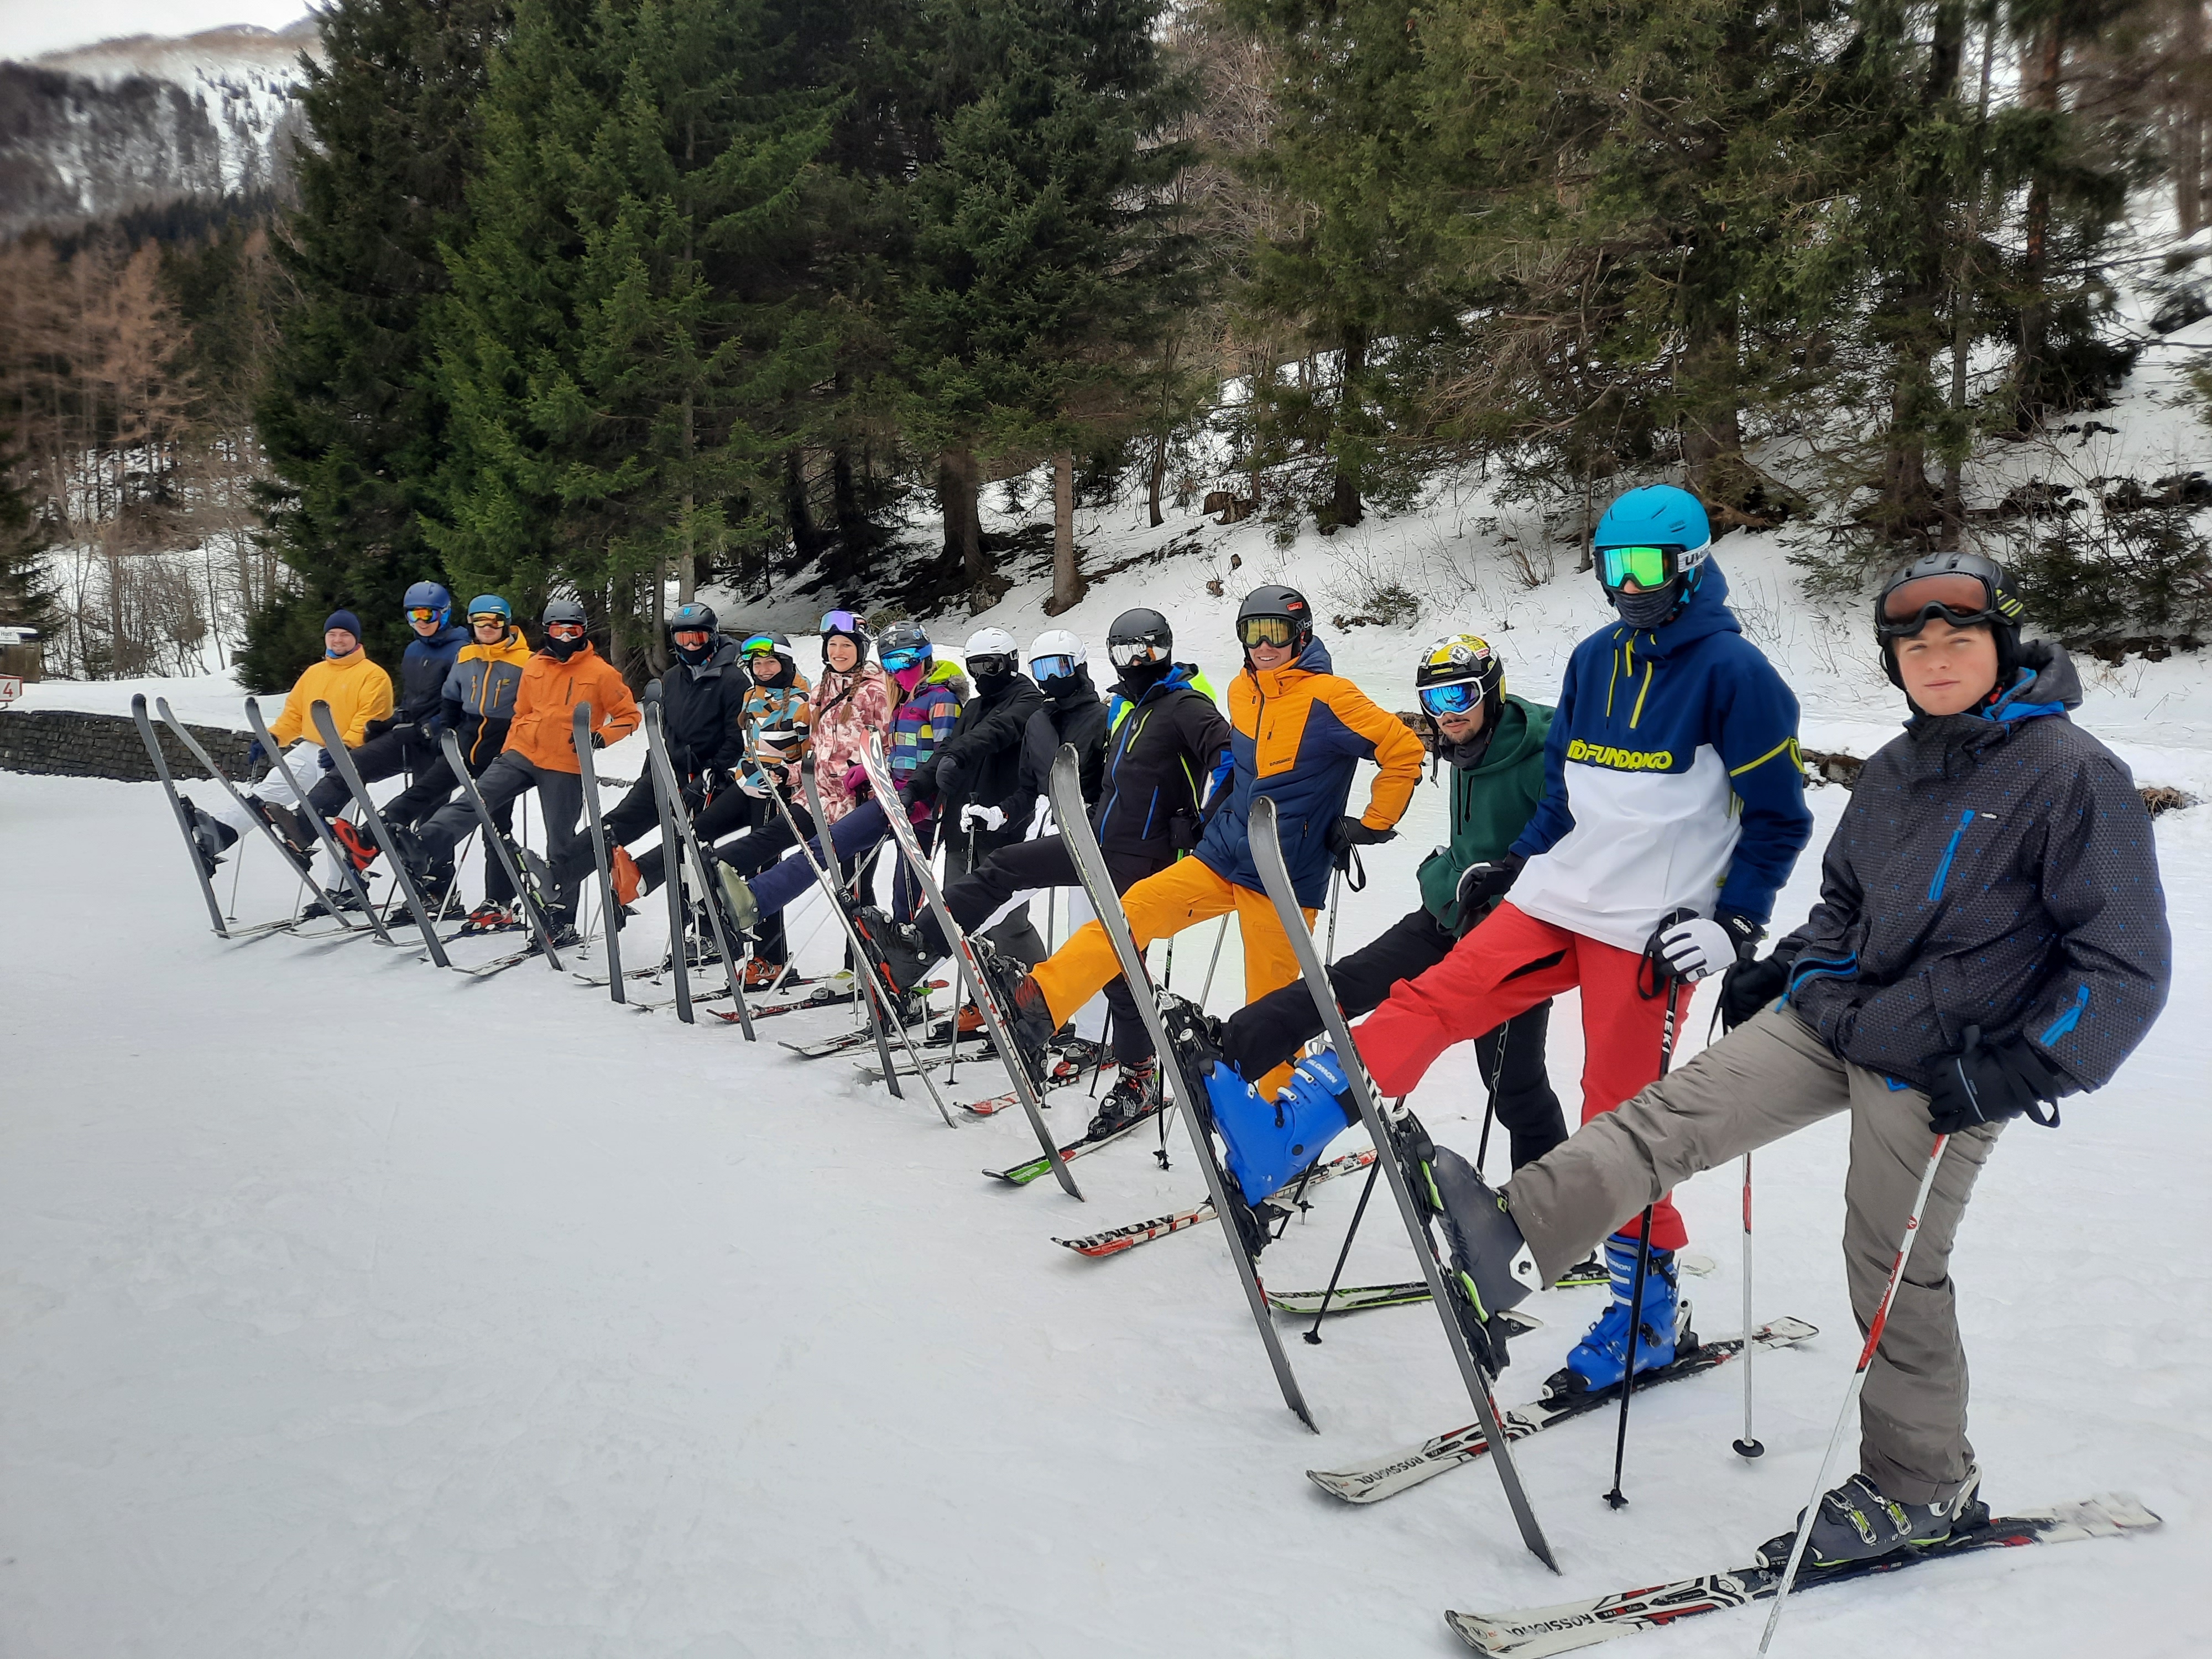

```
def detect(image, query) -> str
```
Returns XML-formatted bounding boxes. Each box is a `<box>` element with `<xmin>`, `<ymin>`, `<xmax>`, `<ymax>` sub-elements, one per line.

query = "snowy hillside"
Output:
<box><xmin>0</xmin><ymin>18</ymin><xmax>314</xmax><ymax>236</ymax></box>
<box><xmin>8</xmin><ymin>223</ymin><xmax>2212</xmax><ymax>1655</ymax></box>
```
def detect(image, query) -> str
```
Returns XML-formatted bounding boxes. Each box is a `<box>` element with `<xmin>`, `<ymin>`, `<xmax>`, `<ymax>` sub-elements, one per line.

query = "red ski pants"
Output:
<box><xmin>1353</xmin><ymin>902</ymin><xmax>1688</xmax><ymax>1249</ymax></box>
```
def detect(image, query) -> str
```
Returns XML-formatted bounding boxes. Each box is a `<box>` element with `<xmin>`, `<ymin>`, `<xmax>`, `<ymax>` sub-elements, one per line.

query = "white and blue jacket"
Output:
<box><xmin>1507</xmin><ymin>562</ymin><xmax>1813</xmax><ymax>952</ymax></box>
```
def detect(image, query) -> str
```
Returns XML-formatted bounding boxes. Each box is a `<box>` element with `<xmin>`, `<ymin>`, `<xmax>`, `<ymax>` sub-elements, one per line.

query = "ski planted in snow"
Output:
<box><xmin>1048</xmin><ymin>745</ymin><xmax>1312</xmax><ymax>1425</ymax></box>
<box><xmin>436</xmin><ymin>727</ymin><xmax>564</xmax><ymax>969</ymax></box>
<box><xmin>133</xmin><ymin>693</ymin><xmax>244</xmax><ymax>939</ymax></box>
<box><xmin>243</xmin><ymin>696</ymin><xmax>394</xmax><ymax>940</ymax></box>
<box><xmin>1305</xmin><ymin>1318</ymin><xmax>1819</xmax><ymax>1506</ymax></box>
<box><xmin>858</xmin><ymin>734</ymin><xmax>1078</xmax><ymax>1196</ymax></box>
<box><xmin>643</xmin><ymin>702</ymin><xmax>752</xmax><ymax>1037</ymax></box>
<box><xmin>573</xmin><ymin>701</ymin><xmax>625</xmax><ymax>1003</ymax></box>
<box><xmin>1442</xmin><ymin>1493</ymin><xmax>2160</xmax><ymax>1657</ymax></box>
<box><xmin>983</xmin><ymin>1095</ymin><xmax>1165</xmax><ymax>1185</ymax></box>
<box><xmin>1248</xmin><ymin>792</ymin><xmax>1555</xmax><ymax>1570</ymax></box>
<box><xmin>1053</xmin><ymin>1146</ymin><xmax>1378</xmax><ymax>1258</ymax></box>
<box><xmin>310</xmin><ymin>701</ymin><xmax>451</xmax><ymax>967</ymax></box>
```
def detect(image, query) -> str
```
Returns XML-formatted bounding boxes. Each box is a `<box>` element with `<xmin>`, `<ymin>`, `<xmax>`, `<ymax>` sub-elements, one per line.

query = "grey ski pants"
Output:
<box><xmin>1503</xmin><ymin>1004</ymin><xmax>2006</xmax><ymax>1504</ymax></box>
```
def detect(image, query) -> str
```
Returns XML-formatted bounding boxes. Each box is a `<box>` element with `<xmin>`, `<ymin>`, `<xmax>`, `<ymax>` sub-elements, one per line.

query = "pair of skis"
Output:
<box><xmin>134</xmin><ymin>695</ymin><xmax>389</xmax><ymax>943</ymax></box>
<box><xmin>1044</xmin><ymin>745</ymin><xmax>1553</xmax><ymax>1556</ymax></box>
<box><xmin>855</xmin><ymin>735</ymin><xmax>1079</xmax><ymax>1196</ymax></box>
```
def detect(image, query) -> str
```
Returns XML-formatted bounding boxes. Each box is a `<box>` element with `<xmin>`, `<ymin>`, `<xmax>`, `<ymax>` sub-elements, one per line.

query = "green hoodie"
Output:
<box><xmin>1415</xmin><ymin>693</ymin><xmax>1555</xmax><ymax>930</ymax></box>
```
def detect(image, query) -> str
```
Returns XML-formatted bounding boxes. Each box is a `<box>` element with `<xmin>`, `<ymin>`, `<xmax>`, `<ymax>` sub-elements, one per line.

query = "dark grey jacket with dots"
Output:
<box><xmin>1777</xmin><ymin>642</ymin><xmax>2169</xmax><ymax>1095</ymax></box>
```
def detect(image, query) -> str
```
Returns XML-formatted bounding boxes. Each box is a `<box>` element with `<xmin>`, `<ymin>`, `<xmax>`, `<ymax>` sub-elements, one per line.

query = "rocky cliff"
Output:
<box><xmin>0</xmin><ymin>19</ymin><xmax>317</xmax><ymax>239</ymax></box>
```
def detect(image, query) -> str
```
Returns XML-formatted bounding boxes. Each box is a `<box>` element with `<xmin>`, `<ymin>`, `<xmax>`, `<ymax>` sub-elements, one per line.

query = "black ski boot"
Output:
<box><xmin>301</xmin><ymin>887</ymin><xmax>367</xmax><ymax>921</ymax></box>
<box><xmin>383</xmin><ymin>823</ymin><xmax>436</xmax><ymax>886</ymax></box>
<box><xmin>1086</xmin><ymin>1056</ymin><xmax>1159</xmax><ymax>1139</ymax></box>
<box><xmin>1407</xmin><ymin>1129</ymin><xmax>1544</xmax><ymax>1374</ymax></box>
<box><xmin>853</xmin><ymin>906</ymin><xmax>934</xmax><ymax>994</ymax></box>
<box><xmin>1756</xmin><ymin>1467</ymin><xmax>1984</xmax><ymax>1570</ymax></box>
<box><xmin>181</xmin><ymin>801</ymin><xmax>238</xmax><ymax>875</ymax></box>
<box><xmin>977</xmin><ymin>946</ymin><xmax>1055</xmax><ymax>1083</ymax></box>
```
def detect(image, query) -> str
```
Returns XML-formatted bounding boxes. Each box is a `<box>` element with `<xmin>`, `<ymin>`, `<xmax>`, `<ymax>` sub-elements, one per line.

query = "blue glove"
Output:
<box><xmin>317</xmin><ymin>748</ymin><xmax>335</xmax><ymax>771</ymax></box>
<box><xmin>245</xmin><ymin>739</ymin><xmax>267</xmax><ymax>769</ymax></box>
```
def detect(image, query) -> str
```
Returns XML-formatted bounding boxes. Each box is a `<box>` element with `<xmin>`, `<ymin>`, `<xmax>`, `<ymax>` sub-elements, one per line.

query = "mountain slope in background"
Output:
<box><xmin>0</xmin><ymin>17</ymin><xmax>315</xmax><ymax>238</ymax></box>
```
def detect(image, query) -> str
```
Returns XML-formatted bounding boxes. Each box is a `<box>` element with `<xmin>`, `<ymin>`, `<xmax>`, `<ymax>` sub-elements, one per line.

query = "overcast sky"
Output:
<box><xmin>1</xmin><ymin>1</ymin><xmax>309</xmax><ymax>61</ymax></box>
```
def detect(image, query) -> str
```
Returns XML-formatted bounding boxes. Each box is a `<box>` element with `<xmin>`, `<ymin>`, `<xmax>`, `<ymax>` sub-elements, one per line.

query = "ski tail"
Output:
<box><xmin>1245</xmin><ymin>792</ymin><xmax>1555</xmax><ymax>1569</ymax></box>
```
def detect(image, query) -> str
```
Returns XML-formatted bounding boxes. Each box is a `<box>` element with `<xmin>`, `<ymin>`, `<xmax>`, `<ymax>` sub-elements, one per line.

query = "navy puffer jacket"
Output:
<box><xmin>1780</xmin><ymin>643</ymin><xmax>2169</xmax><ymax>1094</ymax></box>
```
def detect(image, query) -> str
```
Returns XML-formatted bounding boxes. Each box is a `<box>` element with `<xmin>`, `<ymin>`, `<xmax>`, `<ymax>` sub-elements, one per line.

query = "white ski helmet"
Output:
<box><xmin>1027</xmin><ymin>628</ymin><xmax>1086</xmax><ymax>684</ymax></box>
<box><xmin>964</xmin><ymin>625</ymin><xmax>1018</xmax><ymax>658</ymax></box>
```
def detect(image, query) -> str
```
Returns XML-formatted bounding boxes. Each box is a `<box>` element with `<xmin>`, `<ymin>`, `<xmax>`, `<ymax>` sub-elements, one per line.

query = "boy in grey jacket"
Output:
<box><xmin>1379</xmin><ymin>550</ymin><xmax>2170</xmax><ymax>1571</ymax></box>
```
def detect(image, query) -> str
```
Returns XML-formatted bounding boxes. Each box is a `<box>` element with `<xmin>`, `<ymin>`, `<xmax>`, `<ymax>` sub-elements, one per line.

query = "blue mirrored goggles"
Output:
<box><xmin>1419</xmin><ymin>681</ymin><xmax>1482</xmax><ymax>716</ymax></box>
<box><xmin>1030</xmin><ymin>653</ymin><xmax>1077</xmax><ymax>682</ymax></box>
<box><xmin>881</xmin><ymin>646</ymin><xmax>930</xmax><ymax>672</ymax></box>
<box><xmin>820</xmin><ymin>609</ymin><xmax>860</xmax><ymax>635</ymax></box>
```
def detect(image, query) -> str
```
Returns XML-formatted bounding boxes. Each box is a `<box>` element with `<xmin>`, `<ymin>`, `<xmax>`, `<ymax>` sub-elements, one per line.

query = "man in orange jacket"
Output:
<box><xmin>390</xmin><ymin>598</ymin><xmax>639</xmax><ymax>946</ymax></box>
<box><xmin>989</xmin><ymin>585</ymin><xmax>1426</xmax><ymax>1100</ymax></box>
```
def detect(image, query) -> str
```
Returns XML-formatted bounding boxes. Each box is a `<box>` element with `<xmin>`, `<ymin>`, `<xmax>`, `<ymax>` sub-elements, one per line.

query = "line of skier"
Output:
<box><xmin>160</xmin><ymin>479</ymin><xmax>2171</xmax><ymax>1582</ymax></box>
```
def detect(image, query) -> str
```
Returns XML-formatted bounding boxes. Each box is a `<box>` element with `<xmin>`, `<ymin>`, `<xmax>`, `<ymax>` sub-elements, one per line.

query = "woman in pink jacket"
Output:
<box><xmin>797</xmin><ymin>609</ymin><xmax>896</xmax><ymax>822</ymax></box>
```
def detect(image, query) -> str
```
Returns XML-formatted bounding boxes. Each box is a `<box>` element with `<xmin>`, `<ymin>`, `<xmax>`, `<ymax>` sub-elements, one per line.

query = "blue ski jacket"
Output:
<box><xmin>1507</xmin><ymin>562</ymin><xmax>1813</xmax><ymax>951</ymax></box>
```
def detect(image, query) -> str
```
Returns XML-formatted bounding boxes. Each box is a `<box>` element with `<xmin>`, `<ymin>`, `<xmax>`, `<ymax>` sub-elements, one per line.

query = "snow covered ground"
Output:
<box><xmin>9</xmin><ymin>337</ymin><xmax>2212</xmax><ymax>1652</ymax></box>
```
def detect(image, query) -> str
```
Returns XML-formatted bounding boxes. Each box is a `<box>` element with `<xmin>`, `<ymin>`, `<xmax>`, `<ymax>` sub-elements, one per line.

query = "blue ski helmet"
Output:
<box><xmin>466</xmin><ymin>594</ymin><xmax>511</xmax><ymax>622</ymax></box>
<box><xmin>403</xmin><ymin>580</ymin><xmax>453</xmax><ymax>626</ymax></box>
<box><xmin>1592</xmin><ymin>486</ymin><xmax>1713</xmax><ymax>627</ymax></box>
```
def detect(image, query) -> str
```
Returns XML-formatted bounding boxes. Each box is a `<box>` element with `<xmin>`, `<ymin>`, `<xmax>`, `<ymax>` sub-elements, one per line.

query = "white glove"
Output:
<box><xmin>1656</xmin><ymin>915</ymin><xmax>1739</xmax><ymax>982</ymax></box>
<box><xmin>959</xmin><ymin>803</ymin><xmax>1008</xmax><ymax>833</ymax></box>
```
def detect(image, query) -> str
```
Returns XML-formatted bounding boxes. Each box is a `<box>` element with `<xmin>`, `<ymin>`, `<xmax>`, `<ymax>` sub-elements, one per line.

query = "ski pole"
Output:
<box><xmin>1604</xmin><ymin>973</ymin><xmax>1682</xmax><ymax>1510</ymax></box>
<box><xmin>1305</xmin><ymin>1151</ymin><xmax>1384</xmax><ymax>1344</ymax></box>
<box><xmin>1473</xmin><ymin>1024</ymin><xmax>1503</xmax><ymax>1177</ymax></box>
<box><xmin>1735</xmin><ymin>1152</ymin><xmax>1765</xmax><ymax>1458</ymax></box>
<box><xmin>1323</xmin><ymin>866</ymin><xmax>1343</xmax><ymax>965</ymax></box>
<box><xmin>1759</xmin><ymin>1135</ymin><xmax>1952</xmax><ymax>1656</ymax></box>
<box><xmin>1198</xmin><ymin>913</ymin><xmax>1230</xmax><ymax>1006</ymax></box>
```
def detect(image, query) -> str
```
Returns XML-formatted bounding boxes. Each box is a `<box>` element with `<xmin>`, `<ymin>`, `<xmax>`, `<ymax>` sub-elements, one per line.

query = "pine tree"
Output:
<box><xmin>0</xmin><ymin>427</ymin><xmax>57</xmax><ymax>637</ymax></box>
<box><xmin>431</xmin><ymin>0</ymin><xmax>838</xmax><ymax>676</ymax></box>
<box><xmin>899</xmin><ymin>0</ymin><xmax>1189</xmax><ymax>603</ymax></box>
<box><xmin>243</xmin><ymin>0</ymin><xmax>508</xmax><ymax>692</ymax></box>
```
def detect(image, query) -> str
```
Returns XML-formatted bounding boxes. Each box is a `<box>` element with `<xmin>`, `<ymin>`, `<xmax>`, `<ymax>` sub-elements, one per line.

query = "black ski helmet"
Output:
<box><xmin>879</xmin><ymin>619</ymin><xmax>932</xmax><ymax>669</ymax></box>
<box><xmin>1873</xmin><ymin>550</ymin><xmax>2026</xmax><ymax>691</ymax></box>
<box><xmin>1235</xmin><ymin>584</ymin><xmax>1314</xmax><ymax>654</ymax></box>
<box><xmin>1107</xmin><ymin>607</ymin><xmax>1173</xmax><ymax>667</ymax></box>
<box><xmin>668</xmin><ymin>601</ymin><xmax>717</xmax><ymax>635</ymax></box>
<box><xmin>541</xmin><ymin>597</ymin><xmax>587</xmax><ymax>629</ymax></box>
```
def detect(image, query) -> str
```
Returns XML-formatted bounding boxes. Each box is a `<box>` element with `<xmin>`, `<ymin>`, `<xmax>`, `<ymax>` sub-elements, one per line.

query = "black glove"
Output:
<box><xmin>589</xmin><ymin>731</ymin><xmax>607</xmax><ymax>750</ymax></box>
<box><xmin>363</xmin><ymin>716</ymin><xmax>394</xmax><ymax>741</ymax></box>
<box><xmin>1169</xmin><ymin>812</ymin><xmax>1202</xmax><ymax>852</ymax></box>
<box><xmin>1452</xmin><ymin>853</ymin><xmax>1526</xmax><ymax>932</ymax></box>
<box><xmin>1326</xmin><ymin>815</ymin><xmax>1395</xmax><ymax>856</ymax></box>
<box><xmin>1926</xmin><ymin>1026</ymin><xmax>2063</xmax><ymax>1135</ymax></box>
<box><xmin>680</xmin><ymin>778</ymin><xmax>706</xmax><ymax>815</ymax></box>
<box><xmin>1719</xmin><ymin>952</ymin><xmax>1791</xmax><ymax>1031</ymax></box>
<box><xmin>705</xmin><ymin>766</ymin><xmax>735</xmax><ymax>800</ymax></box>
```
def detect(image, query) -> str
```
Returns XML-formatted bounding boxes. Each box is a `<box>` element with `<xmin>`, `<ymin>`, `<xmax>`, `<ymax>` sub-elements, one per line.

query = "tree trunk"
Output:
<box><xmin>829</xmin><ymin>441</ymin><xmax>876</xmax><ymax>588</ymax></box>
<box><xmin>1944</xmin><ymin>22</ymin><xmax>1999</xmax><ymax>547</ymax></box>
<box><xmin>1677</xmin><ymin>259</ymin><xmax>1749</xmax><ymax>510</ymax></box>
<box><xmin>1147</xmin><ymin>428</ymin><xmax>1167</xmax><ymax>528</ymax></box>
<box><xmin>939</xmin><ymin>447</ymin><xmax>985</xmax><ymax>586</ymax></box>
<box><xmin>786</xmin><ymin>448</ymin><xmax>828</xmax><ymax>564</ymax></box>
<box><xmin>1876</xmin><ymin>0</ymin><xmax>1965</xmax><ymax>545</ymax></box>
<box><xmin>2015</xmin><ymin>23</ymin><xmax>2064</xmax><ymax>424</ymax></box>
<box><xmin>1329</xmin><ymin>326</ymin><xmax>1366</xmax><ymax>530</ymax></box>
<box><xmin>2180</xmin><ymin>0</ymin><xmax>2208</xmax><ymax>237</ymax></box>
<box><xmin>1046</xmin><ymin>450</ymin><xmax>1086</xmax><ymax>615</ymax></box>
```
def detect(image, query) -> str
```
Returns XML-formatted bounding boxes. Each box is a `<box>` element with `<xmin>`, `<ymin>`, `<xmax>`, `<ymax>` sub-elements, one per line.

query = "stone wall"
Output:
<box><xmin>0</xmin><ymin>708</ymin><xmax>253</xmax><ymax>782</ymax></box>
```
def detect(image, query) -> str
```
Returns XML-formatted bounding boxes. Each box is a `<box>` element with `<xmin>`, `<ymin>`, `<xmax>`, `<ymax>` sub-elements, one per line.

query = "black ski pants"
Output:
<box><xmin>418</xmin><ymin>753</ymin><xmax>586</xmax><ymax>922</ymax></box>
<box><xmin>383</xmin><ymin>747</ymin><xmax>514</xmax><ymax>904</ymax></box>
<box><xmin>1222</xmin><ymin>905</ymin><xmax>1567</xmax><ymax>1168</ymax></box>
<box><xmin>918</xmin><ymin>834</ymin><xmax>1166</xmax><ymax>1067</ymax></box>
<box><xmin>305</xmin><ymin>729</ymin><xmax>444</xmax><ymax>823</ymax></box>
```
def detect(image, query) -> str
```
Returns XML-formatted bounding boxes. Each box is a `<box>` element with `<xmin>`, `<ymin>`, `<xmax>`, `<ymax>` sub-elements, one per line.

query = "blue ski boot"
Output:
<box><xmin>1550</xmin><ymin>1230</ymin><xmax>1682</xmax><ymax>1395</ymax></box>
<box><xmin>1203</xmin><ymin>1049</ymin><xmax>1360</xmax><ymax>1210</ymax></box>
